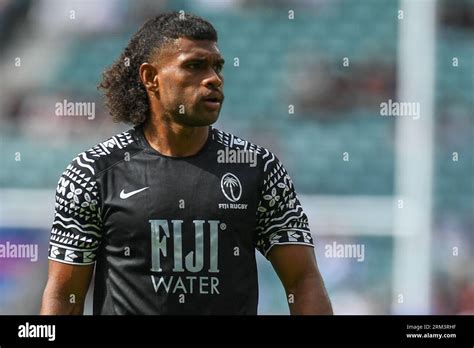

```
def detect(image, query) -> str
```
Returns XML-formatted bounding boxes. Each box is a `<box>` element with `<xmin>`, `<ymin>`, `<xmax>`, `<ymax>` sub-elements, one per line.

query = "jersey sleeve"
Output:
<box><xmin>255</xmin><ymin>154</ymin><xmax>314</xmax><ymax>258</ymax></box>
<box><xmin>48</xmin><ymin>158</ymin><xmax>102</xmax><ymax>265</ymax></box>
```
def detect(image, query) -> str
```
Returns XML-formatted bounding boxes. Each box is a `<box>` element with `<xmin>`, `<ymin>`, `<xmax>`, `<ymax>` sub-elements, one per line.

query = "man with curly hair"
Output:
<box><xmin>40</xmin><ymin>12</ymin><xmax>332</xmax><ymax>315</ymax></box>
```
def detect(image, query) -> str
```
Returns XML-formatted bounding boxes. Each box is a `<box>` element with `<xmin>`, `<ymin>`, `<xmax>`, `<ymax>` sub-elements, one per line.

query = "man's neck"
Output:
<box><xmin>142</xmin><ymin>119</ymin><xmax>210</xmax><ymax>157</ymax></box>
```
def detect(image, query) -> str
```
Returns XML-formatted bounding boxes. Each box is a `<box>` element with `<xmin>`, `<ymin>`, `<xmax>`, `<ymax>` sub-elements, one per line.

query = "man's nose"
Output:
<box><xmin>203</xmin><ymin>69</ymin><xmax>223</xmax><ymax>89</ymax></box>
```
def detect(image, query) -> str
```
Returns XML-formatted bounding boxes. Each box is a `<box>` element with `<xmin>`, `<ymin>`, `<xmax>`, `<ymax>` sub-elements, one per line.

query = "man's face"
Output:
<box><xmin>153</xmin><ymin>38</ymin><xmax>225</xmax><ymax>127</ymax></box>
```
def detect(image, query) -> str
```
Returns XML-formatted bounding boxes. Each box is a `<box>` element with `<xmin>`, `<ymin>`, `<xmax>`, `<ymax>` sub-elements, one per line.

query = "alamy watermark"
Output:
<box><xmin>217</xmin><ymin>148</ymin><xmax>257</xmax><ymax>167</ymax></box>
<box><xmin>18</xmin><ymin>322</ymin><xmax>55</xmax><ymax>341</ymax></box>
<box><xmin>380</xmin><ymin>99</ymin><xmax>420</xmax><ymax>120</ymax></box>
<box><xmin>325</xmin><ymin>242</ymin><xmax>365</xmax><ymax>262</ymax></box>
<box><xmin>0</xmin><ymin>241</ymin><xmax>38</xmax><ymax>262</ymax></box>
<box><xmin>55</xmin><ymin>99</ymin><xmax>95</xmax><ymax>120</ymax></box>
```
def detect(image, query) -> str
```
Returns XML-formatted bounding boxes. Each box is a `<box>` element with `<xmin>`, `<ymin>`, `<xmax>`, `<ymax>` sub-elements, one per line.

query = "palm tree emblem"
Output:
<box><xmin>221</xmin><ymin>173</ymin><xmax>242</xmax><ymax>202</ymax></box>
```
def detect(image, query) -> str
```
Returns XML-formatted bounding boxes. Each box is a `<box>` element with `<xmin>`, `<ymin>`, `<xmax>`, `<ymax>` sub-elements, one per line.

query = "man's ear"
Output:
<box><xmin>139</xmin><ymin>63</ymin><xmax>159</xmax><ymax>95</ymax></box>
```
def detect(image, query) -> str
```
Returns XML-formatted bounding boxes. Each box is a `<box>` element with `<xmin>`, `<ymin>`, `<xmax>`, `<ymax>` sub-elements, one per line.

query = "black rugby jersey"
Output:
<box><xmin>48</xmin><ymin>126</ymin><xmax>314</xmax><ymax>314</ymax></box>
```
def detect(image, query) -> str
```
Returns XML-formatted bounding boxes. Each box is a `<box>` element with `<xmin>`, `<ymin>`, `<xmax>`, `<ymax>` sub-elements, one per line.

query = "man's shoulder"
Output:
<box><xmin>66</xmin><ymin>128</ymin><xmax>143</xmax><ymax>179</ymax></box>
<box><xmin>211</xmin><ymin>127</ymin><xmax>279</xmax><ymax>171</ymax></box>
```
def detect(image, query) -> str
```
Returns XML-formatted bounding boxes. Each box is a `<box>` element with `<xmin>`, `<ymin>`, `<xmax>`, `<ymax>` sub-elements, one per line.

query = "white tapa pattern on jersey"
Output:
<box><xmin>48</xmin><ymin>131</ymin><xmax>134</xmax><ymax>265</ymax></box>
<box><xmin>255</xmin><ymin>156</ymin><xmax>313</xmax><ymax>257</ymax></box>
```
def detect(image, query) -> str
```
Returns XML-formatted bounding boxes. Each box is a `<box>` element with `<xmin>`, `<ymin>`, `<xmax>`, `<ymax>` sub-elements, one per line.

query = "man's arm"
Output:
<box><xmin>268</xmin><ymin>245</ymin><xmax>333</xmax><ymax>315</ymax></box>
<box><xmin>40</xmin><ymin>260</ymin><xmax>94</xmax><ymax>315</ymax></box>
<box><xmin>43</xmin><ymin>156</ymin><xmax>102</xmax><ymax>314</ymax></box>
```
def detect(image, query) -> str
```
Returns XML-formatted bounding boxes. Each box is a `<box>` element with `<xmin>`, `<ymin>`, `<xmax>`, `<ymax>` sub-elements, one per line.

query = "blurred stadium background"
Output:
<box><xmin>0</xmin><ymin>0</ymin><xmax>472</xmax><ymax>315</ymax></box>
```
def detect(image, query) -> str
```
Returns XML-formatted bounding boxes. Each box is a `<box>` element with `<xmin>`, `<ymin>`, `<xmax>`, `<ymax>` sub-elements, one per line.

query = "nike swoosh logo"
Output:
<box><xmin>119</xmin><ymin>187</ymin><xmax>149</xmax><ymax>199</ymax></box>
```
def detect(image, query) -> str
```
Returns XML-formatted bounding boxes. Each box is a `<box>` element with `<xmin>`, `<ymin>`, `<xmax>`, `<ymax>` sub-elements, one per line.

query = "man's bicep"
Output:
<box><xmin>268</xmin><ymin>244</ymin><xmax>333</xmax><ymax>315</ymax></box>
<box><xmin>46</xmin><ymin>259</ymin><xmax>94</xmax><ymax>295</ymax></box>
<box><xmin>40</xmin><ymin>260</ymin><xmax>94</xmax><ymax>314</ymax></box>
<box><xmin>268</xmin><ymin>244</ymin><xmax>318</xmax><ymax>289</ymax></box>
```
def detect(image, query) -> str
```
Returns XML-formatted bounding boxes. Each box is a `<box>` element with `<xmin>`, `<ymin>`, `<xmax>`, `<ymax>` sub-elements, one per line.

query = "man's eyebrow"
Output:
<box><xmin>181</xmin><ymin>56</ymin><xmax>225</xmax><ymax>65</ymax></box>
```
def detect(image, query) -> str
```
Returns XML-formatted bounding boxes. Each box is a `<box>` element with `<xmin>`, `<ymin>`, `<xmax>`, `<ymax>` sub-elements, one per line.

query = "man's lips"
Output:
<box><xmin>202</xmin><ymin>99</ymin><xmax>221</xmax><ymax>110</ymax></box>
<box><xmin>201</xmin><ymin>92</ymin><xmax>224</xmax><ymax>110</ymax></box>
<box><xmin>202</xmin><ymin>92</ymin><xmax>224</xmax><ymax>103</ymax></box>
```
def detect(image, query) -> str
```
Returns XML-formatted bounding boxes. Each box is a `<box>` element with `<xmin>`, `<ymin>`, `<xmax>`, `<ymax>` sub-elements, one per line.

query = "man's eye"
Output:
<box><xmin>188</xmin><ymin>62</ymin><xmax>201</xmax><ymax>69</ymax></box>
<box><xmin>214</xmin><ymin>65</ymin><xmax>223</xmax><ymax>73</ymax></box>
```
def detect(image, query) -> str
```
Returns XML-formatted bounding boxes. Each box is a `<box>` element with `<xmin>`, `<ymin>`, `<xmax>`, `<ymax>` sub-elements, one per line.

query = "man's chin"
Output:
<box><xmin>175</xmin><ymin>111</ymin><xmax>220</xmax><ymax>127</ymax></box>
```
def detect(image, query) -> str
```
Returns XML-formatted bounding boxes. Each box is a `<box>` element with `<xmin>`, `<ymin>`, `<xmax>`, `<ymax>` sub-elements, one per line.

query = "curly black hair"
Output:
<box><xmin>98</xmin><ymin>12</ymin><xmax>218</xmax><ymax>125</ymax></box>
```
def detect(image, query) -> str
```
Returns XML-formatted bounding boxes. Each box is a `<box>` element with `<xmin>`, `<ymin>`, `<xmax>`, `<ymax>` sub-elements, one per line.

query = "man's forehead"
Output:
<box><xmin>158</xmin><ymin>37</ymin><xmax>221</xmax><ymax>62</ymax></box>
